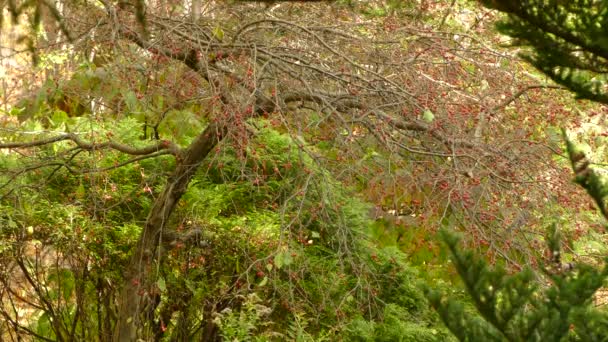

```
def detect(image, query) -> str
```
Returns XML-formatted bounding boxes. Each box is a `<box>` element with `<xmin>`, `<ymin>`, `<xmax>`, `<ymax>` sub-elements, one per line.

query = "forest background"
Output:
<box><xmin>1</xmin><ymin>0</ymin><xmax>608</xmax><ymax>341</ymax></box>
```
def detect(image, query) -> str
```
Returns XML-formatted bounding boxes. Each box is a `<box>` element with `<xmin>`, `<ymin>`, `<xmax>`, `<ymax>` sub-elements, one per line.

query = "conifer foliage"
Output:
<box><xmin>565</xmin><ymin>133</ymin><xmax>608</xmax><ymax>220</ymax></box>
<box><xmin>480</xmin><ymin>0</ymin><xmax>608</xmax><ymax>104</ymax></box>
<box><xmin>427</xmin><ymin>226</ymin><xmax>608</xmax><ymax>341</ymax></box>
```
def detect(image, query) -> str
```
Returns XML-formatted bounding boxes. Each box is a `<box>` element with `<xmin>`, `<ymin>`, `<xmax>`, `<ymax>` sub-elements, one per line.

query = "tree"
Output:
<box><xmin>428</xmin><ymin>1</ymin><xmax>608</xmax><ymax>340</ymax></box>
<box><xmin>480</xmin><ymin>0</ymin><xmax>608</xmax><ymax>104</ymax></box>
<box><xmin>428</xmin><ymin>224</ymin><xmax>608</xmax><ymax>341</ymax></box>
<box><xmin>0</xmin><ymin>0</ymin><xmax>591</xmax><ymax>340</ymax></box>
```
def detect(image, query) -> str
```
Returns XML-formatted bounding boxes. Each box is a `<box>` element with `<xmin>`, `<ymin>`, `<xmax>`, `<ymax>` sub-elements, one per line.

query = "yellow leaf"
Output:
<box><xmin>213</xmin><ymin>26</ymin><xmax>224</xmax><ymax>41</ymax></box>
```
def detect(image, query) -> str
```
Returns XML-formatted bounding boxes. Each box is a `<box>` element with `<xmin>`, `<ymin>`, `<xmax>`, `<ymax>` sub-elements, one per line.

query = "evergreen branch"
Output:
<box><xmin>480</xmin><ymin>1</ymin><xmax>608</xmax><ymax>104</ymax></box>
<box><xmin>483</xmin><ymin>1</ymin><xmax>608</xmax><ymax>61</ymax></box>
<box><xmin>563</xmin><ymin>130</ymin><xmax>608</xmax><ymax>220</ymax></box>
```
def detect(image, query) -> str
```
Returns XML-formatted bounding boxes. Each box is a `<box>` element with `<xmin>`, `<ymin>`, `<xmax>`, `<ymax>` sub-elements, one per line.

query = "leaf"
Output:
<box><xmin>185</xmin><ymin>279</ymin><xmax>196</xmax><ymax>293</ymax></box>
<box><xmin>60</xmin><ymin>270</ymin><xmax>75</xmax><ymax>301</ymax></box>
<box><xmin>311</xmin><ymin>231</ymin><xmax>320</xmax><ymax>238</ymax></box>
<box><xmin>124</xmin><ymin>91</ymin><xmax>138</xmax><ymax>111</ymax></box>
<box><xmin>259</xmin><ymin>276</ymin><xmax>268</xmax><ymax>287</ymax></box>
<box><xmin>422</xmin><ymin>109</ymin><xmax>435</xmax><ymax>123</ymax></box>
<box><xmin>274</xmin><ymin>251</ymin><xmax>293</xmax><ymax>270</ymax></box>
<box><xmin>75</xmin><ymin>181</ymin><xmax>85</xmax><ymax>200</ymax></box>
<box><xmin>274</xmin><ymin>253</ymin><xmax>284</xmax><ymax>269</ymax></box>
<box><xmin>9</xmin><ymin>106</ymin><xmax>25</xmax><ymax>116</ymax></box>
<box><xmin>155</xmin><ymin>95</ymin><xmax>164</xmax><ymax>110</ymax></box>
<box><xmin>283</xmin><ymin>252</ymin><xmax>293</xmax><ymax>266</ymax></box>
<box><xmin>36</xmin><ymin>311</ymin><xmax>52</xmax><ymax>336</ymax></box>
<box><xmin>480</xmin><ymin>79</ymin><xmax>489</xmax><ymax>91</ymax></box>
<box><xmin>157</xmin><ymin>277</ymin><xmax>166</xmax><ymax>293</ymax></box>
<box><xmin>51</xmin><ymin>110</ymin><xmax>68</xmax><ymax>125</ymax></box>
<box><xmin>461</xmin><ymin>60</ymin><xmax>476</xmax><ymax>74</ymax></box>
<box><xmin>213</xmin><ymin>26</ymin><xmax>224</xmax><ymax>41</ymax></box>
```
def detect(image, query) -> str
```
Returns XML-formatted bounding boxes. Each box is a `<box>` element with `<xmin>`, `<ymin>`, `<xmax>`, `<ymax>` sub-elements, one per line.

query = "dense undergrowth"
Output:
<box><xmin>0</xmin><ymin>118</ymin><xmax>455</xmax><ymax>340</ymax></box>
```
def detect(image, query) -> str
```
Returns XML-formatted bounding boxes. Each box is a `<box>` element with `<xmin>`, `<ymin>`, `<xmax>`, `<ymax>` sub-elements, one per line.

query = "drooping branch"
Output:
<box><xmin>282</xmin><ymin>91</ymin><xmax>478</xmax><ymax>149</ymax></box>
<box><xmin>81</xmin><ymin>150</ymin><xmax>174</xmax><ymax>173</ymax></box>
<box><xmin>0</xmin><ymin>133</ymin><xmax>180</xmax><ymax>156</ymax></box>
<box><xmin>474</xmin><ymin>84</ymin><xmax>567</xmax><ymax>140</ymax></box>
<box><xmin>118</xmin><ymin>26</ymin><xmax>205</xmax><ymax>73</ymax></box>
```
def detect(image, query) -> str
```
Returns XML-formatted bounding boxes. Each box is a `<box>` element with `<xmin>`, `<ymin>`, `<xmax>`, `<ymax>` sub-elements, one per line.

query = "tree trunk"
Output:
<box><xmin>114</xmin><ymin>122</ymin><xmax>226</xmax><ymax>341</ymax></box>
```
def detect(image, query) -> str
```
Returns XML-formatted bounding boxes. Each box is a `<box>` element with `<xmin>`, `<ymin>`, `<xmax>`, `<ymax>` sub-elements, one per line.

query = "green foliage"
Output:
<box><xmin>480</xmin><ymin>1</ymin><xmax>608</xmax><ymax>104</ymax></box>
<box><xmin>0</xmin><ymin>115</ymin><xmax>445</xmax><ymax>339</ymax></box>
<box><xmin>427</xmin><ymin>229</ymin><xmax>608</xmax><ymax>341</ymax></box>
<box><xmin>337</xmin><ymin>0</ymin><xmax>419</xmax><ymax>18</ymax></box>
<box><xmin>346</xmin><ymin>303</ymin><xmax>452</xmax><ymax>342</ymax></box>
<box><xmin>153</xmin><ymin>123</ymin><xmax>451</xmax><ymax>339</ymax></box>
<box><xmin>564</xmin><ymin>132</ymin><xmax>608</xmax><ymax>220</ymax></box>
<box><xmin>212</xmin><ymin>293</ymin><xmax>272</xmax><ymax>341</ymax></box>
<box><xmin>340</xmin><ymin>246</ymin><xmax>453</xmax><ymax>341</ymax></box>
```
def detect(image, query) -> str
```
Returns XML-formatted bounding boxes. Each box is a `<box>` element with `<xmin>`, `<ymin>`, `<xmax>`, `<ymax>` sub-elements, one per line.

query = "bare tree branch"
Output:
<box><xmin>0</xmin><ymin>133</ymin><xmax>180</xmax><ymax>156</ymax></box>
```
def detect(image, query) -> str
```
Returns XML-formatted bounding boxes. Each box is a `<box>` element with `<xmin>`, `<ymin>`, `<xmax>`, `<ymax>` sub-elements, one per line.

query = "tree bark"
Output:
<box><xmin>114</xmin><ymin>122</ymin><xmax>226</xmax><ymax>341</ymax></box>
